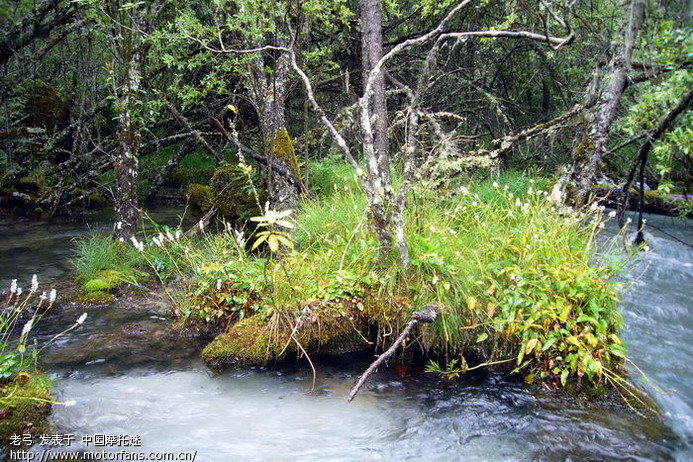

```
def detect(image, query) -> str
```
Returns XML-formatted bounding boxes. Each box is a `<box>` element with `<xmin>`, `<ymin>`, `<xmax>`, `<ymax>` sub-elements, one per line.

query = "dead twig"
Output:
<box><xmin>347</xmin><ymin>304</ymin><xmax>438</xmax><ymax>402</ymax></box>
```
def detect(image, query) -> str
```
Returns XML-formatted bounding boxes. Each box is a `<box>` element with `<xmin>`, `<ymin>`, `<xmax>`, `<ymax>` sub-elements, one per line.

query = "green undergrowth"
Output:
<box><xmin>1</xmin><ymin>277</ymin><xmax>86</xmax><ymax>443</ymax></box>
<box><xmin>72</xmin><ymin>234</ymin><xmax>148</xmax><ymax>297</ymax></box>
<box><xmin>0</xmin><ymin>374</ymin><xmax>52</xmax><ymax>443</ymax></box>
<box><xmin>73</xmin><ymin>162</ymin><xmax>638</xmax><ymax>396</ymax></box>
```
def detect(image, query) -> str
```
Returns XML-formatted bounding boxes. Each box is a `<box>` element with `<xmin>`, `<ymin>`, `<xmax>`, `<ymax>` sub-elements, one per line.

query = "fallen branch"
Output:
<box><xmin>184</xmin><ymin>206</ymin><xmax>218</xmax><ymax>237</ymax></box>
<box><xmin>347</xmin><ymin>304</ymin><xmax>438</xmax><ymax>402</ymax></box>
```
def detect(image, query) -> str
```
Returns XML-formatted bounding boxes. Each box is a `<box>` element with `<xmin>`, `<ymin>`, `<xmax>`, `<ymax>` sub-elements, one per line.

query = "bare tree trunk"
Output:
<box><xmin>113</xmin><ymin>31</ymin><xmax>141</xmax><ymax>242</ymax></box>
<box><xmin>361</xmin><ymin>0</ymin><xmax>390</xmax><ymax>190</ymax></box>
<box><xmin>560</xmin><ymin>0</ymin><xmax>645</xmax><ymax>206</ymax></box>
<box><xmin>251</xmin><ymin>50</ymin><xmax>298</xmax><ymax>212</ymax></box>
<box><xmin>360</xmin><ymin>0</ymin><xmax>393</xmax><ymax>254</ymax></box>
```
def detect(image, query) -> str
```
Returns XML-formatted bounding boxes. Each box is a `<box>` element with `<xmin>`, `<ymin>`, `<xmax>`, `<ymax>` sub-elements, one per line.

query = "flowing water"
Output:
<box><xmin>0</xmin><ymin>209</ymin><xmax>691</xmax><ymax>461</ymax></box>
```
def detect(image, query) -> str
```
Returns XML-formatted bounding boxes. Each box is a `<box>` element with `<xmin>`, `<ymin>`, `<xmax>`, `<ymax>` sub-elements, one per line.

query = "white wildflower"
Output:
<box><xmin>608</xmin><ymin>211</ymin><xmax>617</xmax><ymax>218</ymax></box>
<box><xmin>547</xmin><ymin>185</ymin><xmax>563</xmax><ymax>203</ymax></box>
<box><xmin>175</xmin><ymin>230</ymin><xmax>181</xmax><ymax>240</ymax></box>
<box><xmin>198</xmin><ymin>220</ymin><xmax>205</xmax><ymax>232</ymax></box>
<box><xmin>152</xmin><ymin>235</ymin><xmax>162</xmax><ymax>247</ymax></box>
<box><xmin>528</xmin><ymin>187</ymin><xmax>534</xmax><ymax>195</ymax></box>
<box><xmin>429</xmin><ymin>225</ymin><xmax>436</xmax><ymax>232</ymax></box>
<box><xmin>472</xmin><ymin>201</ymin><xmax>478</xmax><ymax>207</ymax></box>
<box><xmin>129</xmin><ymin>236</ymin><xmax>144</xmax><ymax>252</ymax></box>
<box><xmin>235</xmin><ymin>230</ymin><xmax>246</xmax><ymax>247</ymax></box>
<box><xmin>598</xmin><ymin>222</ymin><xmax>605</xmax><ymax>230</ymax></box>
<box><xmin>515</xmin><ymin>198</ymin><xmax>521</xmax><ymax>207</ymax></box>
<box><xmin>166</xmin><ymin>231</ymin><xmax>174</xmax><ymax>241</ymax></box>
<box><xmin>643</xmin><ymin>219</ymin><xmax>647</xmax><ymax>224</ymax></box>
<box><xmin>21</xmin><ymin>319</ymin><xmax>33</xmax><ymax>337</ymax></box>
<box><xmin>448</xmin><ymin>228</ymin><xmax>457</xmax><ymax>235</ymax></box>
<box><xmin>16</xmin><ymin>287</ymin><xmax>22</xmax><ymax>296</ymax></box>
<box><xmin>529</xmin><ymin>179</ymin><xmax>535</xmax><ymax>184</ymax></box>
<box><xmin>216</xmin><ymin>279</ymin><xmax>222</xmax><ymax>291</ymax></box>
<box><xmin>30</xmin><ymin>275</ymin><xmax>38</xmax><ymax>293</ymax></box>
<box><xmin>474</xmin><ymin>194</ymin><xmax>480</xmax><ymax>200</ymax></box>
<box><xmin>40</xmin><ymin>291</ymin><xmax>47</xmax><ymax>301</ymax></box>
<box><xmin>626</xmin><ymin>217</ymin><xmax>632</xmax><ymax>225</ymax></box>
<box><xmin>492</xmin><ymin>181</ymin><xmax>499</xmax><ymax>188</ymax></box>
<box><xmin>116</xmin><ymin>221</ymin><xmax>122</xmax><ymax>230</ymax></box>
<box><xmin>504</xmin><ymin>185</ymin><xmax>509</xmax><ymax>191</ymax></box>
<box><xmin>76</xmin><ymin>313</ymin><xmax>87</xmax><ymax>325</ymax></box>
<box><xmin>432</xmin><ymin>275</ymin><xmax>439</xmax><ymax>285</ymax></box>
<box><xmin>590</xmin><ymin>202</ymin><xmax>598</xmax><ymax>211</ymax></box>
<box><xmin>460</xmin><ymin>185</ymin><xmax>470</xmax><ymax>195</ymax></box>
<box><xmin>10</xmin><ymin>279</ymin><xmax>17</xmax><ymax>295</ymax></box>
<box><xmin>49</xmin><ymin>289</ymin><xmax>56</xmax><ymax>303</ymax></box>
<box><xmin>644</xmin><ymin>245</ymin><xmax>651</xmax><ymax>252</ymax></box>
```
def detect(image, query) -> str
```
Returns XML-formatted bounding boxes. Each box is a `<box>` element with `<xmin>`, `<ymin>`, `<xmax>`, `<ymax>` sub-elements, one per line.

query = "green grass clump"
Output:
<box><xmin>72</xmin><ymin>234</ymin><xmax>144</xmax><ymax>287</ymax></box>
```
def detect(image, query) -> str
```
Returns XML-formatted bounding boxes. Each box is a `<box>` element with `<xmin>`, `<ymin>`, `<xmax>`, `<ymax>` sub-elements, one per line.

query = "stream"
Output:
<box><xmin>0</xmin><ymin>209</ymin><xmax>691</xmax><ymax>461</ymax></box>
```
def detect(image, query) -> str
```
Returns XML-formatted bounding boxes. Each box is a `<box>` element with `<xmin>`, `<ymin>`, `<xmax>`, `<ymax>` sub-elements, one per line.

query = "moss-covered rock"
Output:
<box><xmin>82</xmin><ymin>270</ymin><xmax>125</xmax><ymax>293</ymax></box>
<box><xmin>186</xmin><ymin>184</ymin><xmax>213</xmax><ymax>212</ymax></box>
<box><xmin>209</xmin><ymin>165</ymin><xmax>265</xmax><ymax>220</ymax></box>
<box><xmin>202</xmin><ymin>301</ymin><xmax>368</xmax><ymax>368</ymax></box>
<box><xmin>202</xmin><ymin>317</ymin><xmax>271</xmax><ymax>368</ymax></box>
<box><xmin>83</xmin><ymin>290</ymin><xmax>111</xmax><ymax>300</ymax></box>
<box><xmin>0</xmin><ymin>374</ymin><xmax>52</xmax><ymax>444</ymax></box>
<box><xmin>169</xmin><ymin>168</ymin><xmax>215</xmax><ymax>187</ymax></box>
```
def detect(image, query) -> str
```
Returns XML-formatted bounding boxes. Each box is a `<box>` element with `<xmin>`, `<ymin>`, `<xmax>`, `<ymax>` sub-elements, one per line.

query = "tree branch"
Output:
<box><xmin>347</xmin><ymin>304</ymin><xmax>438</xmax><ymax>402</ymax></box>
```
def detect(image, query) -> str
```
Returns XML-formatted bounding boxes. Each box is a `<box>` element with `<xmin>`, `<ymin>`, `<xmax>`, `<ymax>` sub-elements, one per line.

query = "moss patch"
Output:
<box><xmin>0</xmin><ymin>374</ymin><xmax>52</xmax><ymax>444</ymax></box>
<box><xmin>202</xmin><ymin>317</ymin><xmax>271</xmax><ymax>368</ymax></box>
<box><xmin>209</xmin><ymin>165</ymin><xmax>265</xmax><ymax>220</ymax></box>
<box><xmin>83</xmin><ymin>290</ymin><xmax>111</xmax><ymax>300</ymax></box>
<box><xmin>202</xmin><ymin>301</ymin><xmax>368</xmax><ymax>368</ymax></box>
<box><xmin>169</xmin><ymin>168</ymin><xmax>215</xmax><ymax>187</ymax></box>
<box><xmin>272</xmin><ymin>129</ymin><xmax>302</xmax><ymax>182</ymax></box>
<box><xmin>82</xmin><ymin>270</ymin><xmax>125</xmax><ymax>293</ymax></box>
<box><xmin>186</xmin><ymin>184</ymin><xmax>213</xmax><ymax>212</ymax></box>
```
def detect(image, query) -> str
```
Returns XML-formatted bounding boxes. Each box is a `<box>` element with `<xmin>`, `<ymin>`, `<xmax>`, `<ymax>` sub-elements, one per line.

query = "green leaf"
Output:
<box><xmin>542</xmin><ymin>337</ymin><xmax>557</xmax><ymax>351</ymax></box>
<box><xmin>525</xmin><ymin>338</ymin><xmax>539</xmax><ymax>354</ymax></box>
<box><xmin>267</xmin><ymin>235</ymin><xmax>279</xmax><ymax>252</ymax></box>
<box><xmin>250</xmin><ymin>234</ymin><xmax>268</xmax><ymax>250</ymax></box>
<box><xmin>476</xmin><ymin>332</ymin><xmax>489</xmax><ymax>343</ymax></box>
<box><xmin>275</xmin><ymin>220</ymin><xmax>294</xmax><ymax>229</ymax></box>
<box><xmin>560</xmin><ymin>368</ymin><xmax>570</xmax><ymax>386</ymax></box>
